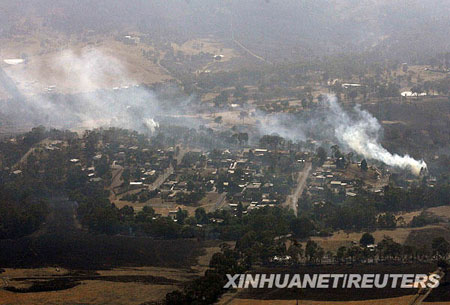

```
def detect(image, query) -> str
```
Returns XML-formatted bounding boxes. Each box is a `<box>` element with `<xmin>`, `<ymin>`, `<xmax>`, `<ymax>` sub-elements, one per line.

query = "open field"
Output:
<box><xmin>428</xmin><ymin>206</ymin><xmax>450</xmax><ymax>221</ymax></box>
<box><xmin>393</xmin><ymin>206</ymin><xmax>450</xmax><ymax>226</ymax></box>
<box><xmin>172</xmin><ymin>38</ymin><xmax>238</xmax><ymax>61</ymax></box>
<box><xmin>0</xmin><ymin>276</ymin><xmax>177</xmax><ymax>305</ymax></box>
<box><xmin>0</xmin><ymin>37</ymin><xmax>171</xmax><ymax>96</ymax></box>
<box><xmin>339</xmin><ymin>163</ymin><xmax>388</xmax><ymax>188</ymax></box>
<box><xmin>0</xmin><ymin>243</ymin><xmax>222</xmax><ymax>305</ymax></box>
<box><xmin>405</xmin><ymin>225</ymin><xmax>450</xmax><ymax>249</ymax></box>
<box><xmin>114</xmin><ymin>191</ymin><xmax>226</xmax><ymax>216</ymax></box>
<box><xmin>309</xmin><ymin>224</ymin><xmax>447</xmax><ymax>252</ymax></box>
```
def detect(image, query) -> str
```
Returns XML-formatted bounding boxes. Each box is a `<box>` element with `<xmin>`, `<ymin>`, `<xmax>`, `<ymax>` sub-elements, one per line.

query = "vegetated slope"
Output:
<box><xmin>0</xmin><ymin>0</ymin><xmax>448</xmax><ymax>61</ymax></box>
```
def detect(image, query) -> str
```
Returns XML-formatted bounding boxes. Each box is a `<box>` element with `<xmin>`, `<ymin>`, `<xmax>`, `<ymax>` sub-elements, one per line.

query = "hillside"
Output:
<box><xmin>0</xmin><ymin>0</ymin><xmax>448</xmax><ymax>62</ymax></box>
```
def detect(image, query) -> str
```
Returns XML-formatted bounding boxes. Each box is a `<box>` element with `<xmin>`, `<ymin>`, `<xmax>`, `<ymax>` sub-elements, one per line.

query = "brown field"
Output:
<box><xmin>398</xmin><ymin>65</ymin><xmax>448</xmax><ymax>82</ymax></box>
<box><xmin>0</xmin><ymin>278</ymin><xmax>177</xmax><ymax>305</ymax></box>
<box><xmin>405</xmin><ymin>225</ymin><xmax>450</xmax><ymax>249</ymax></box>
<box><xmin>172</xmin><ymin>38</ymin><xmax>238</xmax><ymax>61</ymax></box>
<box><xmin>427</xmin><ymin>206</ymin><xmax>450</xmax><ymax>221</ymax></box>
<box><xmin>0</xmin><ymin>243</ymin><xmax>222</xmax><ymax>305</ymax></box>
<box><xmin>396</xmin><ymin>205</ymin><xmax>450</xmax><ymax>226</ymax></box>
<box><xmin>394</xmin><ymin>210</ymin><xmax>423</xmax><ymax>224</ymax></box>
<box><xmin>0</xmin><ymin>36</ymin><xmax>171</xmax><ymax>96</ymax></box>
<box><xmin>309</xmin><ymin>224</ymin><xmax>445</xmax><ymax>251</ymax></box>
<box><xmin>339</xmin><ymin>164</ymin><xmax>388</xmax><ymax>188</ymax></box>
<box><xmin>114</xmin><ymin>191</ymin><xmax>226</xmax><ymax>216</ymax></box>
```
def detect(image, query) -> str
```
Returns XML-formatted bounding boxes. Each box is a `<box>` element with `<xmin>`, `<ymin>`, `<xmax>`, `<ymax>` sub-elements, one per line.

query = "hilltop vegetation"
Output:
<box><xmin>1</xmin><ymin>0</ymin><xmax>449</xmax><ymax>62</ymax></box>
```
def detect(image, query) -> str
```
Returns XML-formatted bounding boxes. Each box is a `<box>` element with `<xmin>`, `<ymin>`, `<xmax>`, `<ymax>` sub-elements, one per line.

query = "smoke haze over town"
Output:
<box><xmin>0</xmin><ymin>1</ymin><xmax>448</xmax><ymax>304</ymax></box>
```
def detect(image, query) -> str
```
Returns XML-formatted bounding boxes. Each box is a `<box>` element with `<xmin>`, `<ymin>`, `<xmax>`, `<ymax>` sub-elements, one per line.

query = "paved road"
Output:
<box><xmin>283</xmin><ymin>162</ymin><xmax>312</xmax><ymax>216</ymax></box>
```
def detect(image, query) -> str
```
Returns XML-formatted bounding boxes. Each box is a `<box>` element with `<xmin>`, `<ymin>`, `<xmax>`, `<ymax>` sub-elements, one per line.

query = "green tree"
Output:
<box><xmin>290</xmin><ymin>216</ymin><xmax>314</xmax><ymax>239</ymax></box>
<box><xmin>195</xmin><ymin>207</ymin><xmax>208</xmax><ymax>225</ymax></box>
<box><xmin>336</xmin><ymin>246</ymin><xmax>347</xmax><ymax>264</ymax></box>
<box><xmin>432</xmin><ymin>237</ymin><xmax>450</xmax><ymax>260</ymax></box>
<box><xmin>287</xmin><ymin>241</ymin><xmax>303</xmax><ymax>263</ymax></box>
<box><xmin>361</xmin><ymin>159</ymin><xmax>368</xmax><ymax>172</ymax></box>
<box><xmin>305</xmin><ymin>240</ymin><xmax>318</xmax><ymax>263</ymax></box>
<box><xmin>176</xmin><ymin>208</ymin><xmax>188</xmax><ymax>225</ymax></box>
<box><xmin>360</xmin><ymin>232</ymin><xmax>375</xmax><ymax>247</ymax></box>
<box><xmin>315</xmin><ymin>147</ymin><xmax>327</xmax><ymax>165</ymax></box>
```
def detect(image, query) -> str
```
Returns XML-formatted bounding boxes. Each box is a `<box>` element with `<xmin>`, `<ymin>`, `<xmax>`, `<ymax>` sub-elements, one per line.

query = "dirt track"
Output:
<box><xmin>283</xmin><ymin>162</ymin><xmax>312</xmax><ymax>216</ymax></box>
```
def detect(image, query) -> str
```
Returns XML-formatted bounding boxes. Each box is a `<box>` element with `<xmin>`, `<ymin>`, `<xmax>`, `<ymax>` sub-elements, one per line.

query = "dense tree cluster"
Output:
<box><xmin>300</xmin><ymin>183</ymin><xmax>450</xmax><ymax>231</ymax></box>
<box><xmin>0</xmin><ymin>185</ymin><xmax>48</xmax><ymax>239</ymax></box>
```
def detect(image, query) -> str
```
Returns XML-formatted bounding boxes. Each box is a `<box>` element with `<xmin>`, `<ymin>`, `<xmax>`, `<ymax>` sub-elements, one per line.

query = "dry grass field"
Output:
<box><xmin>309</xmin><ymin>224</ymin><xmax>445</xmax><ymax>252</ymax></box>
<box><xmin>0</xmin><ymin>36</ymin><xmax>171</xmax><ymax>96</ymax></box>
<box><xmin>0</xmin><ymin>279</ymin><xmax>177</xmax><ymax>305</ymax></box>
<box><xmin>0</xmin><ymin>242</ymin><xmax>222</xmax><ymax>305</ymax></box>
<box><xmin>114</xmin><ymin>191</ymin><xmax>225</xmax><ymax>216</ymax></box>
<box><xmin>172</xmin><ymin>38</ymin><xmax>238</xmax><ymax>61</ymax></box>
<box><xmin>339</xmin><ymin>163</ymin><xmax>388</xmax><ymax>188</ymax></box>
<box><xmin>428</xmin><ymin>206</ymin><xmax>450</xmax><ymax>221</ymax></box>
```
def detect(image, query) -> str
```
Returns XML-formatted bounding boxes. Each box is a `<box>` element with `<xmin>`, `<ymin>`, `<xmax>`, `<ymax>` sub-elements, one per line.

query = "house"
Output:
<box><xmin>330</xmin><ymin>181</ymin><xmax>342</xmax><ymax>187</ymax></box>
<box><xmin>168</xmin><ymin>210</ymin><xmax>178</xmax><ymax>220</ymax></box>
<box><xmin>130</xmin><ymin>181</ymin><xmax>143</xmax><ymax>186</ymax></box>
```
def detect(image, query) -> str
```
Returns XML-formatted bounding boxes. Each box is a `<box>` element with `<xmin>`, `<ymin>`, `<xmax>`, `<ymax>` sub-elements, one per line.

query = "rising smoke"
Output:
<box><xmin>0</xmin><ymin>48</ymin><xmax>198</xmax><ymax>132</ymax></box>
<box><xmin>1</xmin><ymin>49</ymin><xmax>426</xmax><ymax>174</ymax></box>
<box><xmin>326</xmin><ymin>96</ymin><xmax>427</xmax><ymax>175</ymax></box>
<box><xmin>256</xmin><ymin>95</ymin><xmax>427</xmax><ymax>175</ymax></box>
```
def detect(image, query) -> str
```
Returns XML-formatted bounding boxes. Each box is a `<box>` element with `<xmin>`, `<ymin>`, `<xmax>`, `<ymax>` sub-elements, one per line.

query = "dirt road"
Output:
<box><xmin>109</xmin><ymin>162</ymin><xmax>124</xmax><ymax>197</ymax></box>
<box><xmin>283</xmin><ymin>162</ymin><xmax>312</xmax><ymax>216</ymax></box>
<box><xmin>213</xmin><ymin>192</ymin><xmax>228</xmax><ymax>210</ymax></box>
<box><xmin>13</xmin><ymin>138</ymin><xmax>54</xmax><ymax>169</ymax></box>
<box><xmin>148</xmin><ymin>166</ymin><xmax>174</xmax><ymax>191</ymax></box>
<box><xmin>408</xmin><ymin>269</ymin><xmax>446</xmax><ymax>305</ymax></box>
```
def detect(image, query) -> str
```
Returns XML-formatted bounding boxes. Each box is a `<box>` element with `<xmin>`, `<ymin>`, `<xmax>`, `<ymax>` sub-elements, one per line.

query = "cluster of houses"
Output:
<box><xmin>309</xmin><ymin>160</ymin><xmax>358</xmax><ymax>198</ymax></box>
<box><xmin>104</xmin><ymin>145</ymin><xmax>304</xmax><ymax>213</ymax></box>
<box><xmin>307</xmin><ymin>159</ymin><xmax>387</xmax><ymax>204</ymax></box>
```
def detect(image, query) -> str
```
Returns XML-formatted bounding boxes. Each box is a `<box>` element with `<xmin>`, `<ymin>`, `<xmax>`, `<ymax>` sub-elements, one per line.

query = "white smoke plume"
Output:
<box><xmin>257</xmin><ymin>95</ymin><xmax>427</xmax><ymax>175</ymax></box>
<box><xmin>144</xmin><ymin>118</ymin><xmax>160</xmax><ymax>133</ymax></box>
<box><xmin>1</xmin><ymin>48</ymin><xmax>427</xmax><ymax>175</ymax></box>
<box><xmin>326</xmin><ymin>96</ymin><xmax>427</xmax><ymax>175</ymax></box>
<box><xmin>0</xmin><ymin>48</ymin><xmax>200</xmax><ymax>132</ymax></box>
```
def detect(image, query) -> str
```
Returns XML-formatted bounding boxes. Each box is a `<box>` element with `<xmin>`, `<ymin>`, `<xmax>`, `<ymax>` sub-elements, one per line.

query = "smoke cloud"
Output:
<box><xmin>256</xmin><ymin>95</ymin><xmax>427</xmax><ymax>175</ymax></box>
<box><xmin>0</xmin><ymin>48</ymin><xmax>200</xmax><ymax>132</ymax></box>
<box><xmin>326</xmin><ymin>96</ymin><xmax>427</xmax><ymax>175</ymax></box>
<box><xmin>0</xmin><ymin>49</ymin><xmax>426</xmax><ymax>175</ymax></box>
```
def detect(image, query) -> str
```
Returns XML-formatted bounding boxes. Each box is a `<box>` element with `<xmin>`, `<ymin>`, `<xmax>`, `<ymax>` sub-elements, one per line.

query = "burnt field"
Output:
<box><xmin>0</xmin><ymin>233</ymin><xmax>204</xmax><ymax>270</ymax></box>
<box><xmin>2</xmin><ymin>269</ymin><xmax>180</xmax><ymax>293</ymax></box>
<box><xmin>0</xmin><ymin>197</ymin><xmax>204</xmax><ymax>270</ymax></box>
<box><xmin>237</xmin><ymin>264</ymin><xmax>450</xmax><ymax>303</ymax></box>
